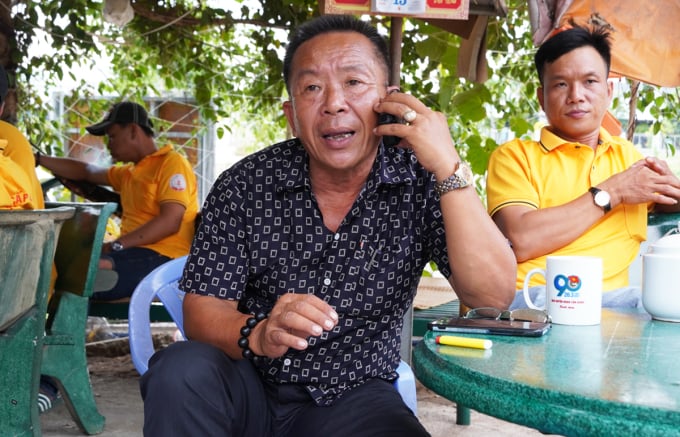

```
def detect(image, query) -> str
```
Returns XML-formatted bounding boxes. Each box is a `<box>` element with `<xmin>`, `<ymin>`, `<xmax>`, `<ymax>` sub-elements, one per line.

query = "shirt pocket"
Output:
<box><xmin>357</xmin><ymin>233</ymin><xmax>412</xmax><ymax>274</ymax></box>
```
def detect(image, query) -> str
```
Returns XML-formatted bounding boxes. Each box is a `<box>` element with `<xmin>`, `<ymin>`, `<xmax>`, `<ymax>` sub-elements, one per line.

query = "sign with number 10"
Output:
<box><xmin>321</xmin><ymin>0</ymin><xmax>469</xmax><ymax>19</ymax></box>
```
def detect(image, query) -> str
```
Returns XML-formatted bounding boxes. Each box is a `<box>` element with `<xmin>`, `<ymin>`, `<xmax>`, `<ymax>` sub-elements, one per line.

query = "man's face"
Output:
<box><xmin>282</xmin><ymin>31</ymin><xmax>389</xmax><ymax>176</ymax></box>
<box><xmin>105</xmin><ymin>124</ymin><xmax>135</xmax><ymax>163</ymax></box>
<box><xmin>537</xmin><ymin>46</ymin><xmax>613</xmax><ymax>144</ymax></box>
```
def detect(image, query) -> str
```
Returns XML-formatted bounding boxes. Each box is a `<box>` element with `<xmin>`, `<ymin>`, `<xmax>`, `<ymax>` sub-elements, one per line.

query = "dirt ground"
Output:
<box><xmin>40</xmin><ymin>329</ymin><xmax>548</xmax><ymax>437</ymax></box>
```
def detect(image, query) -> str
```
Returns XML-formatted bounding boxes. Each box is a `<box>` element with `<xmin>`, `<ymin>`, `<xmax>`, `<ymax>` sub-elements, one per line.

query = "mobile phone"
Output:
<box><xmin>377</xmin><ymin>112</ymin><xmax>401</xmax><ymax>147</ymax></box>
<box><xmin>427</xmin><ymin>316</ymin><xmax>551</xmax><ymax>337</ymax></box>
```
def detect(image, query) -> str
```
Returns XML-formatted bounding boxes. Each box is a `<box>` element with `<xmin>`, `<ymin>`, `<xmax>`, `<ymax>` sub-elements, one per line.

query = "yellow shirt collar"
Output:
<box><xmin>539</xmin><ymin>127</ymin><xmax>613</xmax><ymax>152</ymax></box>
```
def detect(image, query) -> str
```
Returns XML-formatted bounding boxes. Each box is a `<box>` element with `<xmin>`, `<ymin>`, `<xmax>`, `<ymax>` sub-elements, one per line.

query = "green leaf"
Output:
<box><xmin>451</xmin><ymin>88</ymin><xmax>487</xmax><ymax>122</ymax></box>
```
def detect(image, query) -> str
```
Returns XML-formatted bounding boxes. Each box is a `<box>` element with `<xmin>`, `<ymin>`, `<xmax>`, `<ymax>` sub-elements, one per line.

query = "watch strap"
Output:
<box><xmin>434</xmin><ymin>162</ymin><xmax>472</xmax><ymax>196</ymax></box>
<box><xmin>588</xmin><ymin>187</ymin><xmax>611</xmax><ymax>213</ymax></box>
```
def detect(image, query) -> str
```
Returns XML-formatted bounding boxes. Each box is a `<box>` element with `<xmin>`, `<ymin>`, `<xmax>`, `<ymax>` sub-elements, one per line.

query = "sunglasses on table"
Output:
<box><xmin>464</xmin><ymin>307</ymin><xmax>551</xmax><ymax>324</ymax></box>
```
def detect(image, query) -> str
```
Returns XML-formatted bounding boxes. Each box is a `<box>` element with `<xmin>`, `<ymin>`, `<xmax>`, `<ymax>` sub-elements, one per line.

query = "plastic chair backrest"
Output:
<box><xmin>128</xmin><ymin>255</ymin><xmax>188</xmax><ymax>375</ymax></box>
<box><xmin>128</xmin><ymin>256</ymin><xmax>417</xmax><ymax>414</ymax></box>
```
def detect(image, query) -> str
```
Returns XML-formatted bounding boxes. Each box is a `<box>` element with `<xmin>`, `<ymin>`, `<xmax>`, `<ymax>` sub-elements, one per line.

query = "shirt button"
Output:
<box><xmin>334</xmin><ymin>233</ymin><xmax>340</xmax><ymax>241</ymax></box>
<box><xmin>323</xmin><ymin>278</ymin><xmax>331</xmax><ymax>286</ymax></box>
<box><xmin>283</xmin><ymin>358</ymin><xmax>291</xmax><ymax>366</ymax></box>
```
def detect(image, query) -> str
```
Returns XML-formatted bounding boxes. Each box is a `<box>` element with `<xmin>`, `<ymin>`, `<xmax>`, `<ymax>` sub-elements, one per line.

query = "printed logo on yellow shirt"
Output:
<box><xmin>169</xmin><ymin>174</ymin><xmax>187</xmax><ymax>191</ymax></box>
<box><xmin>11</xmin><ymin>191</ymin><xmax>31</xmax><ymax>208</ymax></box>
<box><xmin>1</xmin><ymin>189</ymin><xmax>32</xmax><ymax>209</ymax></box>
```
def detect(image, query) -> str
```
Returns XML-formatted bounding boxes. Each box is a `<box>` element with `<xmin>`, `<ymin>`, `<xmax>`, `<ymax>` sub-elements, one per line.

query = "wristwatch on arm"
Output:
<box><xmin>434</xmin><ymin>161</ymin><xmax>473</xmax><ymax>196</ymax></box>
<box><xmin>589</xmin><ymin>187</ymin><xmax>611</xmax><ymax>213</ymax></box>
<box><xmin>111</xmin><ymin>241</ymin><xmax>124</xmax><ymax>252</ymax></box>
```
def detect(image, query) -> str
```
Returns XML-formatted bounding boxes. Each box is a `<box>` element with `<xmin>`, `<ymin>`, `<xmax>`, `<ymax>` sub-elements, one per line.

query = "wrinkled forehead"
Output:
<box><xmin>290</xmin><ymin>31</ymin><xmax>389</xmax><ymax>82</ymax></box>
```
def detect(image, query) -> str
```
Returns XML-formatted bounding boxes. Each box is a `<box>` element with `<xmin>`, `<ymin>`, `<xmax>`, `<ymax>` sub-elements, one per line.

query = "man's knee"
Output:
<box><xmin>141</xmin><ymin>340</ymin><xmax>271</xmax><ymax>436</ymax></box>
<box><xmin>141</xmin><ymin>341</ymin><xmax>229</xmax><ymax>398</ymax></box>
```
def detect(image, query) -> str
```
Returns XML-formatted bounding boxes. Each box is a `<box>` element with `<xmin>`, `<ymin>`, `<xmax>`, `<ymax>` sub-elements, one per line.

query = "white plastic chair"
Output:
<box><xmin>128</xmin><ymin>256</ymin><xmax>418</xmax><ymax>414</ymax></box>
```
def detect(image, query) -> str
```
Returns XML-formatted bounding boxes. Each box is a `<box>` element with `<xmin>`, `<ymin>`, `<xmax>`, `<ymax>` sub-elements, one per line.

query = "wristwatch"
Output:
<box><xmin>111</xmin><ymin>241</ymin><xmax>124</xmax><ymax>252</ymax></box>
<box><xmin>434</xmin><ymin>161</ymin><xmax>473</xmax><ymax>196</ymax></box>
<box><xmin>589</xmin><ymin>187</ymin><xmax>611</xmax><ymax>213</ymax></box>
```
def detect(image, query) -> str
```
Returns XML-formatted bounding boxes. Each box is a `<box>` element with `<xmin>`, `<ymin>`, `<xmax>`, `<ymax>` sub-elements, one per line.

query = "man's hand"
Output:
<box><xmin>601</xmin><ymin>157</ymin><xmax>680</xmax><ymax>208</ymax></box>
<box><xmin>252</xmin><ymin>294</ymin><xmax>338</xmax><ymax>358</ymax></box>
<box><xmin>373</xmin><ymin>92</ymin><xmax>461</xmax><ymax>181</ymax></box>
<box><xmin>183</xmin><ymin>293</ymin><xmax>339</xmax><ymax>360</ymax></box>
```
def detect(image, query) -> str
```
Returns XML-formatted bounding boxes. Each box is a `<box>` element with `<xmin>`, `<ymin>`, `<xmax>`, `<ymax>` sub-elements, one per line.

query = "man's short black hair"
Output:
<box><xmin>282</xmin><ymin>15</ymin><xmax>391</xmax><ymax>94</ymax></box>
<box><xmin>534</xmin><ymin>26</ymin><xmax>612</xmax><ymax>85</ymax></box>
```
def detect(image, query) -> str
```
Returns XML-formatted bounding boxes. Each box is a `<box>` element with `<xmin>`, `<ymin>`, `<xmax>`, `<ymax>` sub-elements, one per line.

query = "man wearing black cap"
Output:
<box><xmin>38</xmin><ymin>101</ymin><xmax>199</xmax><ymax>300</ymax></box>
<box><xmin>0</xmin><ymin>64</ymin><xmax>44</xmax><ymax>209</ymax></box>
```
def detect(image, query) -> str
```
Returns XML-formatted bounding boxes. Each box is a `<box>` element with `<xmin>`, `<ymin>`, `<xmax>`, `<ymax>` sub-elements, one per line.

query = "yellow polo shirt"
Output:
<box><xmin>108</xmin><ymin>145</ymin><xmax>198</xmax><ymax>258</ymax></box>
<box><xmin>487</xmin><ymin>127</ymin><xmax>647</xmax><ymax>291</ymax></box>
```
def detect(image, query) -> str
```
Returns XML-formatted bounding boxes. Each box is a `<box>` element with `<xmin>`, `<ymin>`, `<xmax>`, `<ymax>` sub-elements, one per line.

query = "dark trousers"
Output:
<box><xmin>140</xmin><ymin>341</ymin><xmax>430</xmax><ymax>437</ymax></box>
<box><xmin>94</xmin><ymin>247</ymin><xmax>171</xmax><ymax>300</ymax></box>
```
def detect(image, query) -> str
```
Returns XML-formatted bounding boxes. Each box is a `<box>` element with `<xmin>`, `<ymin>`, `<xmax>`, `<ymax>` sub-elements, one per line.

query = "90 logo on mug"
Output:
<box><xmin>554</xmin><ymin>274</ymin><xmax>582</xmax><ymax>297</ymax></box>
<box><xmin>524</xmin><ymin>256</ymin><xmax>602</xmax><ymax>325</ymax></box>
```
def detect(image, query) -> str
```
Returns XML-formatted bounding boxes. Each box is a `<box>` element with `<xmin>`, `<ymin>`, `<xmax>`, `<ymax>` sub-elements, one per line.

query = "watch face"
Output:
<box><xmin>594</xmin><ymin>190</ymin><xmax>611</xmax><ymax>206</ymax></box>
<box><xmin>112</xmin><ymin>242</ymin><xmax>124</xmax><ymax>251</ymax></box>
<box><xmin>455</xmin><ymin>162</ymin><xmax>474</xmax><ymax>185</ymax></box>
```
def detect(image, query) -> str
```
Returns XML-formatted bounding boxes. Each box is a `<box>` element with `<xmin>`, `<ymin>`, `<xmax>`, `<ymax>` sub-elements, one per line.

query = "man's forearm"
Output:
<box><xmin>38</xmin><ymin>155</ymin><xmax>90</xmax><ymax>179</ymax></box>
<box><xmin>440</xmin><ymin>187</ymin><xmax>516</xmax><ymax>309</ymax></box>
<box><xmin>38</xmin><ymin>154</ymin><xmax>110</xmax><ymax>186</ymax></box>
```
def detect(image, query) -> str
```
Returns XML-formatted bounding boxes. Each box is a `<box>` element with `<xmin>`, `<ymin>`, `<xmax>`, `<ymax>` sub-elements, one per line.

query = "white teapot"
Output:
<box><xmin>642</xmin><ymin>225</ymin><xmax>680</xmax><ymax>322</ymax></box>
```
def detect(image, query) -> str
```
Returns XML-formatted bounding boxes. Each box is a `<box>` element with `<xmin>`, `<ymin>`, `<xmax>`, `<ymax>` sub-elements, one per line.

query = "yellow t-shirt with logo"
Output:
<box><xmin>0</xmin><ymin>120</ymin><xmax>44</xmax><ymax>210</ymax></box>
<box><xmin>487</xmin><ymin>127</ymin><xmax>647</xmax><ymax>291</ymax></box>
<box><xmin>107</xmin><ymin>145</ymin><xmax>198</xmax><ymax>258</ymax></box>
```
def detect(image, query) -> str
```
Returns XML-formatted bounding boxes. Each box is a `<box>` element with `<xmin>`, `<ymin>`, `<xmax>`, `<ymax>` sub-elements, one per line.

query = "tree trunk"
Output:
<box><xmin>0</xmin><ymin>0</ymin><xmax>16</xmax><ymax>124</ymax></box>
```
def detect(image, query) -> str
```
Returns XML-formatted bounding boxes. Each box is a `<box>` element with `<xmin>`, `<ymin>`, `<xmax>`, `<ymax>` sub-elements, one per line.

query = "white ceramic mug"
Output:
<box><xmin>642</xmin><ymin>253</ymin><xmax>680</xmax><ymax>322</ymax></box>
<box><xmin>523</xmin><ymin>256</ymin><xmax>603</xmax><ymax>325</ymax></box>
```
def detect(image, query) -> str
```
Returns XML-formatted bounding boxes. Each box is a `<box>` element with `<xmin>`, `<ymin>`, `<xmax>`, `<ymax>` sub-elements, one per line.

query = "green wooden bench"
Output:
<box><xmin>0</xmin><ymin>206</ymin><xmax>75</xmax><ymax>437</ymax></box>
<box><xmin>41</xmin><ymin>201</ymin><xmax>117</xmax><ymax>435</ymax></box>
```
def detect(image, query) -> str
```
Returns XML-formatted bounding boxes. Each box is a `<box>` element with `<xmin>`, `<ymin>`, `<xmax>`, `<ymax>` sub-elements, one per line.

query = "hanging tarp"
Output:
<box><xmin>528</xmin><ymin>0</ymin><xmax>680</xmax><ymax>87</ymax></box>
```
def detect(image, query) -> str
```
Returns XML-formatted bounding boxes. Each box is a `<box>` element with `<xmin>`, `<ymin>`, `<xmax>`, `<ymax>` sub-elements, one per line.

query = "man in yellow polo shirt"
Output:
<box><xmin>487</xmin><ymin>26</ymin><xmax>680</xmax><ymax>308</ymax></box>
<box><xmin>37</xmin><ymin>101</ymin><xmax>199</xmax><ymax>300</ymax></box>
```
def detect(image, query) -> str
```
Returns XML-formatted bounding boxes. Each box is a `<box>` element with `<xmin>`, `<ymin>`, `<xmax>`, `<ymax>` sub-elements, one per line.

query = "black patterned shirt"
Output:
<box><xmin>180</xmin><ymin>138</ymin><xmax>451</xmax><ymax>405</ymax></box>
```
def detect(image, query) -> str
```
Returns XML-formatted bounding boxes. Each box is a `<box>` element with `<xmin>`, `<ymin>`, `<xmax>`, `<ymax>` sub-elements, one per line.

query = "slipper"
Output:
<box><xmin>38</xmin><ymin>376</ymin><xmax>62</xmax><ymax>414</ymax></box>
<box><xmin>93</xmin><ymin>269</ymin><xmax>119</xmax><ymax>292</ymax></box>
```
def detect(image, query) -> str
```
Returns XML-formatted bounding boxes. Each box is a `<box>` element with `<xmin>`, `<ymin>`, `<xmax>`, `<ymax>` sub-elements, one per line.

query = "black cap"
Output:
<box><xmin>0</xmin><ymin>66</ymin><xmax>9</xmax><ymax>104</ymax></box>
<box><xmin>86</xmin><ymin>101</ymin><xmax>154</xmax><ymax>136</ymax></box>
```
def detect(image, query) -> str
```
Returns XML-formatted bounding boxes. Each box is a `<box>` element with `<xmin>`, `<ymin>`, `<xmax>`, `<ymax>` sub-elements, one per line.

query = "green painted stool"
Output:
<box><xmin>41</xmin><ymin>202</ymin><xmax>117</xmax><ymax>435</ymax></box>
<box><xmin>0</xmin><ymin>207</ymin><xmax>74</xmax><ymax>437</ymax></box>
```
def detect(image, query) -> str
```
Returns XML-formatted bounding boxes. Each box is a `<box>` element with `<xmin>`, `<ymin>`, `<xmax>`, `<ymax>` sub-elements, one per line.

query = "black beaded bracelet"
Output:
<box><xmin>237</xmin><ymin>312</ymin><xmax>268</xmax><ymax>362</ymax></box>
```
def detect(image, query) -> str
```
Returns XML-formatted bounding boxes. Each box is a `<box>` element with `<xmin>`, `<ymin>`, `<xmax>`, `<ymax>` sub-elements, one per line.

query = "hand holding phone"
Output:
<box><xmin>377</xmin><ymin>112</ymin><xmax>401</xmax><ymax>147</ymax></box>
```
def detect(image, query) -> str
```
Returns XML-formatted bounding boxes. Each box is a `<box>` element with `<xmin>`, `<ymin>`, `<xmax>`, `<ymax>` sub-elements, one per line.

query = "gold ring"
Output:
<box><xmin>403</xmin><ymin>109</ymin><xmax>417</xmax><ymax>123</ymax></box>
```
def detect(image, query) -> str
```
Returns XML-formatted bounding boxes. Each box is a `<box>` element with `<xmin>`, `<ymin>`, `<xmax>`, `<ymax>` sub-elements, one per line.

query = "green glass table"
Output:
<box><xmin>413</xmin><ymin>308</ymin><xmax>680</xmax><ymax>436</ymax></box>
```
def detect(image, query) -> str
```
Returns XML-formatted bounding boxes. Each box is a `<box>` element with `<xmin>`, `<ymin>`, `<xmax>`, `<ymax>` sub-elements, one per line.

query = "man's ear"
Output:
<box><xmin>537</xmin><ymin>87</ymin><xmax>545</xmax><ymax>111</ymax></box>
<box><xmin>606</xmin><ymin>79</ymin><xmax>614</xmax><ymax>104</ymax></box>
<box><xmin>282</xmin><ymin>100</ymin><xmax>298</xmax><ymax>137</ymax></box>
<box><xmin>128</xmin><ymin>123</ymin><xmax>142</xmax><ymax>139</ymax></box>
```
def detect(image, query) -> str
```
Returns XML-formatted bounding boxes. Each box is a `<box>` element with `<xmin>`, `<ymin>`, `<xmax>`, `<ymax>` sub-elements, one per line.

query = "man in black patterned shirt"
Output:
<box><xmin>141</xmin><ymin>15</ymin><xmax>516</xmax><ymax>437</ymax></box>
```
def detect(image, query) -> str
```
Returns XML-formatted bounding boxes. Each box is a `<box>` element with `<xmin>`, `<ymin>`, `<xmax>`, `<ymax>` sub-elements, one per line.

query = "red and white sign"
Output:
<box><xmin>321</xmin><ymin>0</ymin><xmax>469</xmax><ymax>20</ymax></box>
